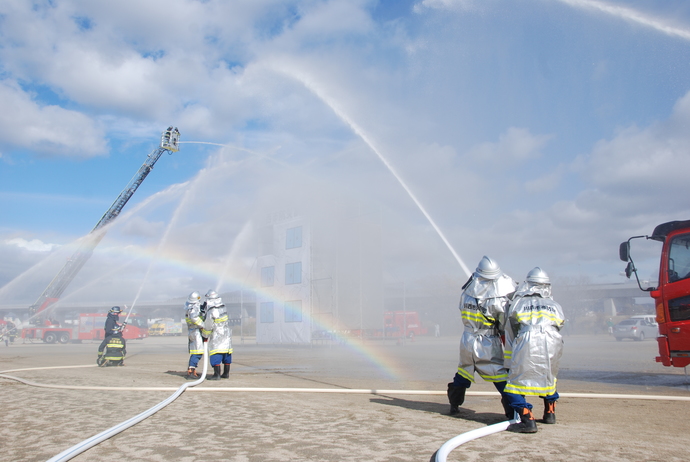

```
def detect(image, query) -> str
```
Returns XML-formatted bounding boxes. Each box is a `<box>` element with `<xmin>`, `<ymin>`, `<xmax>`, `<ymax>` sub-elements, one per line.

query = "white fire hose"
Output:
<box><xmin>1</xmin><ymin>360</ymin><xmax>690</xmax><ymax>461</ymax></box>
<box><xmin>43</xmin><ymin>343</ymin><xmax>208</xmax><ymax>462</ymax></box>
<box><xmin>434</xmin><ymin>415</ymin><xmax>518</xmax><ymax>462</ymax></box>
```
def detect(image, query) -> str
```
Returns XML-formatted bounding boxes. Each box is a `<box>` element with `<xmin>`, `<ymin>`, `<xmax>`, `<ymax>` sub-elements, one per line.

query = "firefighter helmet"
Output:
<box><xmin>109</xmin><ymin>306</ymin><xmax>122</xmax><ymax>314</ymax></box>
<box><xmin>205</xmin><ymin>289</ymin><xmax>219</xmax><ymax>299</ymax></box>
<box><xmin>526</xmin><ymin>267</ymin><xmax>550</xmax><ymax>285</ymax></box>
<box><xmin>475</xmin><ymin>256</ymin><xmax>501</xmax><ymax>280</ymax></box>
<box><xmin>187</xmin><ymin>291</ymin><xmax>201</xmax><ymax>303</ymax></box>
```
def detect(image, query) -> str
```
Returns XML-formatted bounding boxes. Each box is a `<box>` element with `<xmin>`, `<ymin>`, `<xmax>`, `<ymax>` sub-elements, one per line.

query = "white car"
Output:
<box><xmin>613</xmin><ymin>318</ymin><xmax>658</xmax><ymax>341</ymax></box>
<box><xmin>630</xmin><ymin>314</ymin><xmax>658</xmax><ymax>326</ymax></box>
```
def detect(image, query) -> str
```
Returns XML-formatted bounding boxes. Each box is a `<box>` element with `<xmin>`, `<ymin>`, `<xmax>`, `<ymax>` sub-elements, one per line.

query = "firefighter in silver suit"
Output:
<box><xmin>201</xmin><ymin>290</ymin><xmax>232</xmax><ymax>380</ymax></box>
<box><xmin>184</xmin><ymin>291</ymin><xmax>205</xmax><ymax>379</ymax></box>
<box><xmin>504</xmin><ymin>267</ymin><xmax>564</xmax><ymax>433</ymax></box>
<box><xmin>447</xmin><ymin>256</ymin><xmax>516</xmax><ymax>417</ymax></box>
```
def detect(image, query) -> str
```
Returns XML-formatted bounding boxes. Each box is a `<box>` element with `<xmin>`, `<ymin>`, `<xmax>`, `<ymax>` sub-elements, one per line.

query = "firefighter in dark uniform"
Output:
<box><xmin>97</xmin><ymin>306</ymin><xmax>126</xmax><ymax>366</ymax></box>
<box><xmin>99</xmin><ymin>329</ymin><xmax>127</xmax><ymax>366</ymax></box>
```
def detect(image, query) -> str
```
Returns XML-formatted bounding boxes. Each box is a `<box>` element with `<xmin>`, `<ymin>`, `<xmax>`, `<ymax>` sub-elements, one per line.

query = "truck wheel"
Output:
<box><xmin>44</xmin><ymin>332</ymin><xmax>57</xmax><ymax>344</ymax></box>
<box><xmin>638</xmin><ymin>332</ymin><xmax>645</xmax><ymax>341</ymax></box>
<box><xmin>58</xmin><ymin>332</ymin><xmax>70</xmax><ymax>344</ymax></box>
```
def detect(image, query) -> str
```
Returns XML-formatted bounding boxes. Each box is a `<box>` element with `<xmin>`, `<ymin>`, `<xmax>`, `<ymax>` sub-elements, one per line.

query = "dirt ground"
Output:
<box><xmin>1</xmin><ymin>335</ymin><xmax>689</xmax><ymax>462</ymax></box>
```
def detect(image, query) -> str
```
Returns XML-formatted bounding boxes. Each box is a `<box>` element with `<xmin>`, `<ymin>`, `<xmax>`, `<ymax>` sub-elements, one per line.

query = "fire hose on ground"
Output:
<box><xmin>1</xmin><ymin>360</ymin><xmax>690</xmax><ymax>461</ymax></box>
<box><xmin>44</xmin><ymin>343</ymin><xmax>208</xmax><ymax>462</ymax></box>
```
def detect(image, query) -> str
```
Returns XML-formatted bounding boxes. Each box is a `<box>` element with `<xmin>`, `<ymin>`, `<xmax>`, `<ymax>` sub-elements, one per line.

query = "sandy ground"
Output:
<box><xmin>1</xmin><ymin>335</ymin><xmax>690</xmax><ymax>462</ymax></box>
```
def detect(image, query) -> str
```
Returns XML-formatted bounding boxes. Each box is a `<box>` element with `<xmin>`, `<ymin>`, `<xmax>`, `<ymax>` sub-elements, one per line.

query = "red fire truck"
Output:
<box><xmin>620</xmin><ymin>220</ymin><xmax>690</xmax><ymax>368</ymax></box>
<box><xmin>384</xmin><ymin>311</ymin><xmax>428</xmax><ymax>338</ymax></box>
<box><xmin>20</xmin><ymin>313</ymin><xmax>148</xmax><ymax>344</ymax></box>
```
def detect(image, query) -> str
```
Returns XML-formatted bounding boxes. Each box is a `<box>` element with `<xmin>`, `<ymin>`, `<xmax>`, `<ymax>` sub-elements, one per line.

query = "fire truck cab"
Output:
<box><xmin>620</xmin><ymin>220</ymin><xmax>690</xmax><ymax>368</ymax></box>
<box><xmin>21</xmin><ymin>313</ymin><xmax>148</xmax><ymax>344</ymax></box>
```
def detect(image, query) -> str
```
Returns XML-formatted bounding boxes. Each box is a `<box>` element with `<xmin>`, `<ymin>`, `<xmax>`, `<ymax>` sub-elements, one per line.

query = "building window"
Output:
<box><xmin>285</xmin><ymin>262</ymin><xmax>302</xmax><ymax>285</ymax></box>
<box><xmin>286</xmin><ymin>226</ymin><xmax>303</xmax><ymax>249</ymax></box>
<box><xmin>261</xmin><ymin>266</ymin><xmax>274</xmax><ymax>287</ymax></box>
<box><xmin>260</xmin><ymin>302</ymin><xmax>274</xmax><ymax>323</ymax></box>
<box><xmin>285</xmin><ymin>300</ymin><xmax>302</xmax><ymax>323</ymax></box>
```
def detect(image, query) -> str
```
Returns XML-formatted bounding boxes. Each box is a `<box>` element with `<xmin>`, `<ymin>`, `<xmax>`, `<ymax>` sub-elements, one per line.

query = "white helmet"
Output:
<box><xmin>187</xmin><ymin>291</ymin><xmax>201</xmax><ymax>303</ymax></box>
<box><xmin>526</xmin><ymin>267</ymin><xmax>550</xmax><ymax>284</ymax></box>
<box><xmin>475</xmin><ymin>256</ymin><xmax>501</xmax><ymax>280</ymax></box>
<box><xmin>205</xmin><ymin>290</ymin><xmax>219</xmax><ymax>299</ymax></box>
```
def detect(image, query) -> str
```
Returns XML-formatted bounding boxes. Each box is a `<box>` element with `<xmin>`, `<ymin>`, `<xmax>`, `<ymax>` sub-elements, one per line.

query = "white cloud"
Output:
<box><xmin>581</xmin><ymin>89</ymin><xmax>690</xmax><ymax>215</ymax></box>
<box><xmin>5</xmin><ymin>238</ymin><xmax>57</xmax><ymax>252</ymax></box>
<box><xmin>0</xmin><ymin>80</ymin><xmax>107</xmax><ymax>157</ymax></box>
<box><xmin>413</xmin><ymin>0</ymin><xmax>476</xmax><ymax>13</ymax></box>
<box><xmin>465</xmin><ymin>127</ymin><xmax>553</xmax><ymax>165</ymax></box>
<box><xmin>524</xmin><ymin>166</ymin><xmax>564</xmax><ymax>193</ymax></box>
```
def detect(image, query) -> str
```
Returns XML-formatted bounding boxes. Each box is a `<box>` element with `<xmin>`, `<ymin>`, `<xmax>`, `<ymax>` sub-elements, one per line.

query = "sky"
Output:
<box><xmin>2</xmin><ymin>0</ymin><xmax>690</xmax><ymax>310</ymax></box>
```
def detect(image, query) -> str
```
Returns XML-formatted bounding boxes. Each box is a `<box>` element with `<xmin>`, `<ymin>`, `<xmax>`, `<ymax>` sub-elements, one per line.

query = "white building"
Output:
<box><xmin>255</xmin><ymin>205</ymin><xmax>383</xmax><ymax>344</ymax></box>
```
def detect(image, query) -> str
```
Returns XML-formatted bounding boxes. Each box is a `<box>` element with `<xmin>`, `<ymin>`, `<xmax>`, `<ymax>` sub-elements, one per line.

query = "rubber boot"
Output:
<box><xmin>447</xmin><ymin>383</ymin><xmax>466</xmax><ymax>415</ymax></box>
<box><xmin>501</xmin><ymin>396</ymin><xmax>514</xmax><ymax>419</ymax></box>
<box><xmin>207</xmin><ymin>365</ymin><xmax>221</xmax><ymax>381</ymax></box>
<box><xmin>221</xmin><ymin>364</ymin><xmax>230</xmax><ymax>379</ymax></box>
<box><xmin>97</xmin><ymin>353</ymin><xmax>105</xmax><ymax>367</ymax></box>
<box><xmin>507</xmin><ymin>407</ymin><xmax>538</xmax><ymax>433</ymax></box>
<box><xmin>542</xmin><ymin>400</ymin><xmax>556</xmax><ymax>424</ymax></box>
<box><xmin>186</xmin><ymin>367</ymin><xmax>199</xmax><ymax>380</ymax></box>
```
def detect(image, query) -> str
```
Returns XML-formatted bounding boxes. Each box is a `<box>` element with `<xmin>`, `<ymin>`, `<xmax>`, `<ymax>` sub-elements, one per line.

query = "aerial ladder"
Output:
<box><xmin>27</xmin><ymin>127</ymin><xmax>181</xmax><ymax>326</ymax></box>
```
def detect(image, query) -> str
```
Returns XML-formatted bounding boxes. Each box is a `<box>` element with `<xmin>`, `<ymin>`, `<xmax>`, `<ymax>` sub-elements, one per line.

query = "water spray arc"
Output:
<box><xmin>556</xmin><ymin>0</ymin><xmax>690</xmax><ymax>42</ymax></box>
<box><xmin>273</xmin><ymin>65</ymin><xmax>472</xmax><ymax>277</ymax></box>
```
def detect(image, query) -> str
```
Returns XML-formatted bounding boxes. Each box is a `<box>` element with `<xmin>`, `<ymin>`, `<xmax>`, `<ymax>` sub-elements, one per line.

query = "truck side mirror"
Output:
<box><xmin>619</xmin><ymin>241</ymin><xmax>630</xmax><ymax>262</ymax></box>
<box><xmin>625</xmin><ymin>261</ymin><xmax>634</xmax><ymax>279</ymax></box>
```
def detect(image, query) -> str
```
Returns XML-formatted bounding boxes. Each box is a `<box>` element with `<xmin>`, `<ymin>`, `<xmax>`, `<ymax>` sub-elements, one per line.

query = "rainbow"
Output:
<box><xmin>67</xmin><ymin>240</ymin><xmax>407</xmax><ymax>381</ymax></box>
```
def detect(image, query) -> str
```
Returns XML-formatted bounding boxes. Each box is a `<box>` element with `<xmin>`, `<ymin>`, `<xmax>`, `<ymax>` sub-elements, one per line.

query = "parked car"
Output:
<box><xmin>630</xmin><ymin>315</ymin><xmax>658</xmax><ymax>326</ymax></box>
<box><xmin>613</xmin><ymin>318</ymin><xmax>658</xmax><ymax>341</ymax></box>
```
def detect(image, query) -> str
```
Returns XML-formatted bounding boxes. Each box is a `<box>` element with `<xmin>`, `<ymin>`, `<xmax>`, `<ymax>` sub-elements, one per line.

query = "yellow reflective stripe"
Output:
<box><xmin>456</xmin><ymin>367</ymin><xmax>475</xmax><ymax>383</ymax></box>
<box><xmin>515</xmin><ymin>311</ymin><xmax>563</xmax><ymax>324</ymax></box>
<box><xmin>214</xmin><ymin>315</ymin><xmax>228</xmax><ymax>323</ymax></box>
<box><xmin>461</xmin><ymin>311</ymin><xmax>495</xmax><ymax>327</ymax></box>
<box><xmin>209</xmin><ymin>348</ymin><xmax>231</xmax><ymax>355</ymax></box>
<box><xmin>478</xmin><ymin>372</ymin><xmax>508</xmax><ymax>382</ymax></box>
<box><xmin>505</xmin><ymin>380</ymin><xmax>557</xmax><ymax>396</ymax></box>
<box><xmin>201</xmin><ymin>329</ymin><xmax>212</xmax><ymax>336</ymax></box>
<box><xmin>504</xmin><ymin>350</ymin><xmax>512</xmax><ymax>359</ymax></box>
<box><xmin>189</xmin><ymin>349</ymin><xmax>204</xmax><ymax>354</ymax></box>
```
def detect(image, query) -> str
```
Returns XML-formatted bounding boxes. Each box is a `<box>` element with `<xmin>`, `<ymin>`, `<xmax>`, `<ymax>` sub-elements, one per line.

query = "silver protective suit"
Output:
<box><xmin>457</xmin><ymin>274</ymin><xmax>516</xmax><ymax>383</ymax></box>
<box><xmin>202</xmin><ymin>297</ymin><xmax>232</xmax><ymax>356</ymax></box>
<box><xmin>504</xmin><ymin>282</ymin><xmax>564</xmax><ymax>396</ymax></box>
<box><xmin>185</xmin><ymin>299</ymin><xmax>205</xmax><ymax>355</ymax></box>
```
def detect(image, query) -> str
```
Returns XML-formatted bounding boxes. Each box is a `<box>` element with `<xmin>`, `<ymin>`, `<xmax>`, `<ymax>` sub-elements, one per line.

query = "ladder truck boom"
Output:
<box><xmin>28</xmin><ymin>127</ymin><xmax>181</xmax><ymax>322</ymax></box>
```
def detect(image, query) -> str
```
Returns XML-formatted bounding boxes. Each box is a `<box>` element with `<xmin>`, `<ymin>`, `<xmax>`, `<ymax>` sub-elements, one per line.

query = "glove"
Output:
<box><xmin>203</xmin><ymin>337</ymin><xmax>209</xmax><ymax>342</ymax></box>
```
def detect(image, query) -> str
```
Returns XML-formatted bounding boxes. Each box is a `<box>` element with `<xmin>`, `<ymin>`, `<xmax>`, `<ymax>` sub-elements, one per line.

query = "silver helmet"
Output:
<box><xmin>187</xmin><ymin>291</ymin><xmax>201</xmax><ymax>303</ymax></box>
<box><xmin>475</xmin><ymin>256</ymin><xmax>501</xmax><ymax>280</ymax></box>
<box><xmin>205</xmin><ymin>289</ymin><xmax>219</xmax><ymax>299</ymax></box>
<box><xmin>526</xmin><ymin>267</ymin><xmax>550</xmax><ymax>284</ymax></box>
